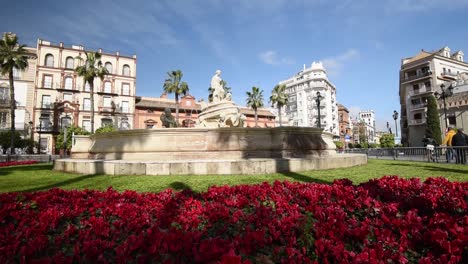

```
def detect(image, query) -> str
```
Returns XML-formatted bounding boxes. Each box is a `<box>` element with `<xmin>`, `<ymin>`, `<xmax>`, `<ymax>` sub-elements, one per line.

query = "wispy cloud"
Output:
<box><xmin>259</xmin><ymin>50</ymin><xmax>295</xmax><ymax>65</ymax></box>
<box><xmin>322</xmin><ymin>49</ymin><xmax>359</xmax><ymax>76</ymax></box>
<box><xmin>387</xmin><ymin>0</ymin><xmax>468</xmax><ymax>13</ymax></box>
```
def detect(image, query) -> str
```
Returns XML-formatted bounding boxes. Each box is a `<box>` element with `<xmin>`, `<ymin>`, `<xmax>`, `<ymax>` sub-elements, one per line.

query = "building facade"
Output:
<box><xmin>358</xmin><ymin>110</ymin><xmax>376</xmax><ymax>143</ymax></box>
<box><xmin>337</xmin><ymin>104</ymin><xmax>352</xmax><ymax>146</ymax></box>
<box><xmin>279</xmin><ymin>62</ymin><xmax>339</xmax><ymax>136</ymax></box>
<box><xmin>134</xmin><ymin>94</ymin><xmax>276</xmax><ymax>129</ymax></box>
<box><xmin>0</xmin><ymin>46</ymin><xmax>37</xmax><ymax>146</ymax></box>
<box><xmin>399</xmin><ymin>46</ymin><xmax>468</xmax><ymax>146</ymax></box>
<box><xmin>33</xmin><ymin>39</ymin><xmax>137</xmax><ymax>153</ymax></box>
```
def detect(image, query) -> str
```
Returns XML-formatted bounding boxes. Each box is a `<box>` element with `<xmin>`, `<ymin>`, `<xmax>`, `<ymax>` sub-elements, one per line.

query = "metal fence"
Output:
<box><xmin>0</xmin><ymin>154</ymin><xmax>60</xmax><ymax>163</ymax></box>
<box><xmin>342</xmin><ymin>146</ymin><xmax>468</xmax><ymax>165</ymax></box>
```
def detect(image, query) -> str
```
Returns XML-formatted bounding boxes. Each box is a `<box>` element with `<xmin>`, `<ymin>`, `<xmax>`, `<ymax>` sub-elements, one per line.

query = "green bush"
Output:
<box><xmin>348</xmin><ymin>143</ymin><xmax>354</xmax><ymax>149</ymax></box>
<box><xmin>379</xmin><ymin>133</ymin><xmax>395</xmax><ymax>148</ymax></box>
<box><xmin>333</xmin><ymin>141</ymin><xmax>344</xmax><ymax>149</ymax></box>
<box><xmin>355</xmin><ymin>143</ymin><xmax>362</xmax><ymax>149</ymax></box>
<box><xmin>0</xmin><ymin>131</ymin><xmax>24</xmax><ymax>153</ymax></box>
<box><xmin>55</xmin><ymin>126</ymin><xmax>90</xmax><ymax>151</ymax></box>
<box><xmin>95</xmin><ymin>124</ymin><xmax>117</xmax><ymax>134</ymax></box>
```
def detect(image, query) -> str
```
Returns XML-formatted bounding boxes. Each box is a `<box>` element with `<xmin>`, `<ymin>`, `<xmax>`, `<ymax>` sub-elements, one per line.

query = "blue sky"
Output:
<box><xmin>3</xmin><ymin>0</ymin><xmax>468</xmax><ymax>131</ymax></box>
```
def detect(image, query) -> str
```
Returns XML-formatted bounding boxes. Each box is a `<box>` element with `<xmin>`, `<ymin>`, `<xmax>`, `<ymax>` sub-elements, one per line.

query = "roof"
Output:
<box><xmin>135</xmin><ymin>97</ymin><xmax>202</xmax><ymax>110</ymax></box>
<box><xmin>441</xmin><ymin>91</ymin><xmax>468</xmax><ymax>105</ymax></box>
<box><xmin>403</xmin><ymin>51</ymin><xmax>433</xmax><ymax>65</ymax></box>
<box><xmin>240</xmin><ymin>107</ymin><xmax>275</xmax><ymax>117</ymax></box>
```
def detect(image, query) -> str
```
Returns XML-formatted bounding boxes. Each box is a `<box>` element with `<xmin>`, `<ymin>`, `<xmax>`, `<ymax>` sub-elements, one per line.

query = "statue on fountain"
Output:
<box><xmin>196</xmin><ymin>69</ymin><xmax>245</xmax><ymax>128</ymax></box>
<box><xmin>160</xmin><ymin>108</ymin><xmax>178</xmax><ymax>128</ymax></box>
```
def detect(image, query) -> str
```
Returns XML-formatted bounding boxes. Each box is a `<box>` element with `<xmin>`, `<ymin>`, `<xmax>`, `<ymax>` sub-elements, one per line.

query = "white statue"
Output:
<box><xmin>210</xmin><ymin>70</ymin><xmax>225</xmax><ymax>102</ymax></box>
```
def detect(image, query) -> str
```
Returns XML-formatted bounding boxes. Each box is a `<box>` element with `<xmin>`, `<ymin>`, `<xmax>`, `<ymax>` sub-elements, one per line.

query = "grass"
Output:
<box><xmin>0</xmin><ymin>159</ymin><xmax>467</xmax><ymax>193</ymax></box>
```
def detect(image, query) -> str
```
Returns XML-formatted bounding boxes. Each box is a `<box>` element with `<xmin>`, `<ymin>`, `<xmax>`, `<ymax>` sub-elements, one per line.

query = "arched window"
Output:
<box><xmin>104</xmin><ymin>81</ymin><xmax>112</xmax><ymax>93</ymax></box>
<box><xmin>45</xmin><ymin>54</ymin><xmax>54</xmax><ymax>67</ymax></box>
<box><xmin>105</xmin><ymin>62</ymin><xmax>113</xmax><ymax>73</ymax></box>
<box><xmin>65</xmin><ymin>57</ymin><xmax>74</xmax><ymax>69</ymax></box>
<box><xmin>64</xmin><ymin>77</ymin><xmax>73</xmax><ymax>90</ymax></box>
<box><xmin>122</xmin><ymin>64</ymin><xmax>130</xmax><ymax>76</ymax></box>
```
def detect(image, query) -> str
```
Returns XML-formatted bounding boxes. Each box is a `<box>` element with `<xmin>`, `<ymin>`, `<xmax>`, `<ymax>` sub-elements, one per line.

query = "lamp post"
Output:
<box><xmin>315</xmin><ymin>91</ymin><xmax>323</xmax><ymax>128</ymax></box>
<box><xmin>28</xmin><ymin>121</ymin><xmax>33</xmax><ymax>154</ymax></box>
<box><xmin>392</xmin><ymin>110</ymin><xmax>399</xmax><ymax>138</ymax></box>
<box><xmin>434</xmin><ymin>83</ymin><xmax>454</xmax><ymax>130</ymax></box>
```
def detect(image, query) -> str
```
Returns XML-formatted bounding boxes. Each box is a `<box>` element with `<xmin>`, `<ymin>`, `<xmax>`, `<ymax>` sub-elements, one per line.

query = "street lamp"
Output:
<box><xmin>315</xmin><ymin>91</ymin><xmax>323</xmax><ymax>128</ymax></box>
<box><xmin>28</xmin><ymin>121</ymin><xmax>33</xmax><ymax>154</ymax></box>
<box><xmin>434</xmin><ymin>83</ymin><xmax>454</xmax><ymax>130</ymax></box>
<box><xmin>392</xmin><ymin>110</ymin><xmax>399</xmax><ymax>137</ymax></box>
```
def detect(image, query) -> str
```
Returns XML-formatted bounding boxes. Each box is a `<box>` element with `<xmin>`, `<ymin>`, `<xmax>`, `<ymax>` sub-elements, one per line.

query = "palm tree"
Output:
<box><xmin>0</xmin><ymin>33</ymin><xmax>29</xmax><ymax>154</ymax></box>
<box><xmin>246</xmin><ymin>86</ymin><xmax>264</xmax><ymax>127</ymax></box>
<box><xmin>220</xmin><ymin>80</ymin><xmax>231</xmax><ymax>94</ymax></box>
<box><xmin>75</xmin><ymin>51</ymin><xmax>109</xmax><ymax>133</ymax></box>
<box><xmin>269</xmin><ymin>84</ymin><xmax>288</xmax><ymax>127</ymax></box>
<box><xmin>163</xmin><ymin>70</ymin><xmax>189</xmax><ymax>124</ymax></box>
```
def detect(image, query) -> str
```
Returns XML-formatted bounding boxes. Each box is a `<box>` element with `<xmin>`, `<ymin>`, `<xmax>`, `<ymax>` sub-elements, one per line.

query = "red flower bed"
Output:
<box><xmin>0</xmin><ymin>176</ymin><xmax>467</xmax><ymax>263</ymax></box>
<box><xmin>0</xmin><ymin>160</ymin><xmax>38</xmax><ymax>167</ymax></box>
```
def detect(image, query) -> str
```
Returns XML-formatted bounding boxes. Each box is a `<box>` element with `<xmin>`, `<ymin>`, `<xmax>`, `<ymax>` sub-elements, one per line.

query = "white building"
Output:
<box><xmin>0</xmin><ymin>46</ymin><xmax>37</xmax><ymax>139</ymax></box>
<box><xmin>399</xmin><ymin>46</ymin><xmax>468</xmax><ymax>146</ymax></box>
<box><xmin>358</xmin><ymin>110</ymin><xmax>376</xmax><ymax>143</ymax></box>
<box><xmin>279</xmin><ymin>61</ymin><xmax>339</xmax><ymax>135</ymax></box>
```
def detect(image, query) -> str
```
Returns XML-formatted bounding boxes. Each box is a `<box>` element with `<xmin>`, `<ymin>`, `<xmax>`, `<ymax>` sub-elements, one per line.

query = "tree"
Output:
<box><xmin>75</xmin><ymin>51</ymin><xmax>109</xmax><ymax>133</ymax></box>
<box><xmin>163</xmin><ymin>70</ymin><xmax>189</xmax><ymax>124</ymax></box>
<box><xmin>0</xmin><ymin>33</ymin><xmax>29</xmax><ymax>154</ymax></box>
<box><xmin>0</xmin><ymin>130</ymin><xmax>23</xmax><ymax>153</ymax></box>
<box><xmin>246</xmin><ymin>86</ymin><xmax>264</xmax><ymax>127</ymax></box>
<box><xmin>269</xmin><ymin>84</ymin><xmax>288</xmax><ymax>127</ymax></box>
<box><xmin>379</xmin><ymin>133</ymin><xmax>395</xmax><ymax>148</ymax></box>
<box><xmin>55</xmin><ymin>125</ymin><xmax>90</xmax><ymax>152</ymax></box>
<box><xmin>425</xmin><ymin>95</ymin><xmax>442</xmax><ymax>145</ymax></box>
<box><xmin>220</xmin><ymin>80</ymin><xmax>231</xmax><ymax>94</ymax></box>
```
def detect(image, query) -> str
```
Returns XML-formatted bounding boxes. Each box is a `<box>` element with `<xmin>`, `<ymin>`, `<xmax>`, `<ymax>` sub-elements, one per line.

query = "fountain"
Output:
<box><xmin>54</xmin><ymin>70</ymin><xmax>367</xmax><ymax>175</ymax></box>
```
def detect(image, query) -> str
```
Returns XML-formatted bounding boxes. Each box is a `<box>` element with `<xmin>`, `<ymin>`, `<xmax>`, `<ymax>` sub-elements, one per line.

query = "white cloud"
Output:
<box><xmin>322</xmin><ymin>49</ymin><xmax>359</xmax><ymax>76</ymax></box>
<box><xmin>259</xmin><ymin>50</ymin><xmax>295</xmax><ymax>65</ymax></box>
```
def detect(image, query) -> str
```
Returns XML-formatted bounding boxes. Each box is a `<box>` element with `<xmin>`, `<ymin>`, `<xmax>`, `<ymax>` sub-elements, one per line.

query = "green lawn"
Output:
<box><xmin>0</xmin><ymin>159</ymin><xmax>467</xmax><ymax>193</ymax></box>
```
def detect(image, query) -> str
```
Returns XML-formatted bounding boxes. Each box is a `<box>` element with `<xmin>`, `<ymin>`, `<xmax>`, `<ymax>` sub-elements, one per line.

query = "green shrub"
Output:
<box><xmin>379</xmin><ymin>133</ymin><xmax>395</xmax><ymax>148</ymax></box>
<box><xmin>95</xmin><ymin>124</ymin><xmax>117</xmax><ymax>134</ymax></box>
<box><xmin>55</xmin><ymin>126</ymin><xmax>90</xmax><ymax>151</ymax></box>
<box><xmin>348</xmin><ymin>143</ymin><xmax>354</xmax><ymax>149</ymax></box>
<box><xmin>333</xmin><ymin>141</ymin><xmax>344</xmax><ymax>149</ymax></box>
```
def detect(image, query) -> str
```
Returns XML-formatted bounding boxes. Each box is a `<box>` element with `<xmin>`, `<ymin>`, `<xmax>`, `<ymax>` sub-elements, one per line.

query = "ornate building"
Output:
<box><xmin>33</xmin><ymin>39</ymin><xmax>137</xmax><ymax>153</ymax></box>
<box><xmin>0</xmin><ymin>46</ymin><xmax>37</xmax><ymax>142</ymax></box>
<box><xmin>337</xmin><ymin>104</ymin><xmax>352</xmax><ymax>146</ymax></box>
<box><xmin>134</xmin><ymin>94</ymin><xmax>276</xmax><ymax>129</ymax></box>
<box><xmin>279</xmin><ymin>61</ymin><xmax>339</xmax><ymax>135</ymax></box>
<box><xmin>399</xmin><ymin>46</ymin><xmax>468</xmax><ymax>146</ymax></box>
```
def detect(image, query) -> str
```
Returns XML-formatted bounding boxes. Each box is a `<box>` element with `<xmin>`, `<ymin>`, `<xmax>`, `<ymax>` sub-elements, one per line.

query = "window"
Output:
<box><xmin>413</xmin><ymin>84</ymin><xmax>419</xmax><ymax>91</ymax></box>
<box><xmin>121</xmin><ymin>101</ymin><xmax>129</xmax><ymax>113</ymax></box>
<box><xmin>104</xmin><ymin>82</ymin><xmax>112</xmax><ymax>93</ymax></box>
<box><xmin>103</xmin><ymin>96</ymin><xmax>111</xmax><ymax>107</ymax></box>
<box><xmin>61</xmin><ymin>116</ymin><xmax>72</xmax><ymax>129</ymax></box>
<box><xmin>45</xmin><ymin>54</ymin><xmax>54</xmax><ymax>67</ymax></box>
<box><xmin>12</xmin><ymin>68</ymin><xmax>20</xmax><ymax>80</ymax></box>
<box><xmin>105</xmin><ymin>62</ymin><xmax>113</xmax><ymax>73</ymax></box>
<box><xmin>64</xmin><ymin>77</ymin><xmax>73</xmax><ymax>90</ymax></box>
<box><xmin>414</xmin><ymin>113</ymin><xmax>422</xmax><ymax>120</ymax></box>
<box><xmin>84</xmin><ymin>81</ymin><xmax>90</xmax><ymax>92</ymax></box>
<box><xmin>424</xmin><ymin>81</ymin><xmax>431</xmax><ymax>89</ymax></box>
<box><xmin>41</xmin><ymin>95</ymin><xmax>51</xmax><ymax>108</ymax></box>
<box><xmin>83</xmin><ymin>98</ymin><xmax>91</xmax><ymax>111</ymax></box>
<box><xmin>0</xmin><ymin>112</ymin><xmax>8</xmax><ymax>128</ymax></box>
<box><xmin>63</xmin><ymin>93</ymin><xmax>72</xmax><ymax>102</ymax></box>
<box><xmin>43</xmin><ymin>75</ymin><xmax>53</xmax><ymax>88</ymax></box>
<box><xmin>101</xmin><ymin>118</ymin><xmax>113</xmax><ymax>127</ymax></box>
<box><xmin>122</xmin><ymin>64</ymin><xmax>130</xmax><ymax>76</ymax></box>
<box><xmin>39</xmin><ymin>138</ymin><xmax>48</xmax><ymax>154</ymax></box>
<box><xmin>82</xmin><ymin>120</ymin><xmax>91</xmax><ymax>132</ymax></box>
<box><xmin>146</xmin><ymin>124</ymin><xmax>154</xmax><ymax>129</ymax></box>
<box><xmin>120</xmin><ymin>121</ymin><xmax>130</xmax><ymax>130</ymax></box>
<box><xmin>39</xmin><ymin>115</ymin><xmax>51</xmax><ymax>130</ymax></box>
<box><xmin>448</xmin><ymin>116</ymin><xmax>456</xmax><ymax>126</ymax></box>
<box><xmin>65</xmin><ymin>57</ymin><xmax>74</xmax><ymax>69</ymax></box>
<box><xmin>122</xmin><ymin>83</ymin><xmax>130</xmax><ymax>95</ymax></box>
<box><xmin>0</xmin><ymin>85</ymin><xmax>9</xmax><ymax>104</ymax></box>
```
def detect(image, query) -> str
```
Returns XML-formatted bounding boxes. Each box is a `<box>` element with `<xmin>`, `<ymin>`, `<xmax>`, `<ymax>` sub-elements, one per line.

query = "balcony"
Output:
<box><xmin>408</xmin><ymin>118</ymin><xmax>426</xmax><ymax>126</ymax></box>
<box><xmin>441</xmin><ymin>71</ymin><xmax>458</xmax><ymax>79</ymax></box>
<box><xmin>408</xmin><ymin>88</ymin><xmax>432</xmax><ymax>96</ymax></box>
<box><xmin>409</xmin><ymin>103</ymin><xmax>427</xmax><ymax>111</ymax></box>
<box><xmin>97</xmin><ymin>89</ymin><xmax>118</xmax><ymax>96</ymax></box>
<box><xmin>402</xmin><ymin>71</ymin><xmax>431</xmax><ymax>83</ymax></box>
<box><xmin>0</xmin><ymin>99</ymin><xmax>10</xmax><ymax>107</ymax></box>
<box><xmin>39</xmin><ymin>103</ymin><xmax>54</xmax><ymax>110</ymax></box>
<box><xmin>98</xmin><ymin>106</ymin><xmax>118</xmax><ymax>114</ymax></box>
<box><xmin>56</xmin><ymin>83</ymin><xmax>80</xmax><ymax>93</ymax></box>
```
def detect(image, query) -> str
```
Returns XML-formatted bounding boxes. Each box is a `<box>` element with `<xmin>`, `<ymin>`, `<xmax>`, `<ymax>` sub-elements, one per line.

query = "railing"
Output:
<box><xmin>409</xmin><ymin>103</ymin><xmax>427</xmax><ymax>111</ymax></box>
<box><xmin>342</xmin><ymin>146</ymin><xmax>468</xmax><ymax>165</ymax></box>
<box><xmin>403</xmin><ymin>71</ymin><xmax>431</xmax><ymax>82</ymax></box>
<box><xmin>408</xmin><ymin>88</ymin><xmax>432</xmax><ymax>96</ymax></box>
<box><xmin>409</xmin><ymin>118</ymin><xmax>426</xmax><ymax>125</ymax></box>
